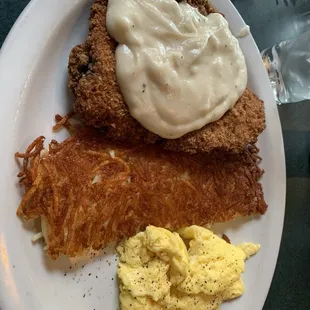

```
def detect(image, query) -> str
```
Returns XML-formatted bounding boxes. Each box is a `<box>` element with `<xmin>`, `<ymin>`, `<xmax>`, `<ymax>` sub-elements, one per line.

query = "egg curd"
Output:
<box><xmin>116</xmin><ymin>225</ymin><xmax>260</xmax><ymax>310</ymax></box>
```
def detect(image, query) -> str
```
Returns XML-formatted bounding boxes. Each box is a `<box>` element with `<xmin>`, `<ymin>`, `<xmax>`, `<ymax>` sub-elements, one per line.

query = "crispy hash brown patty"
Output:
<box><xmin>68</xmin><ymin>0</ymin><xmax>266</xmax><ymax>154</ymax></box>
<box><xmin>16</xmin><ymin>127</ymin><xmax>267</xmax><ymax>259</ymax></box>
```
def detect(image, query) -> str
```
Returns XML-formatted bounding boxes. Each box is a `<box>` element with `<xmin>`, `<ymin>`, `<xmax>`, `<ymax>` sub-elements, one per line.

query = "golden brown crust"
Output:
<box><xmin>68</xmin><ymin>0</ymin><xmax>266</xmax><ymax>153</ymax></box>
<box><xmin>163</xmin><ymin>88</ymin><xmax>266</xmax><ymax>153</ymax></box>
<box><xmin>17</xmin><ymin>127</ymin><xmax>267</xmax><ymax>259</ymax></box>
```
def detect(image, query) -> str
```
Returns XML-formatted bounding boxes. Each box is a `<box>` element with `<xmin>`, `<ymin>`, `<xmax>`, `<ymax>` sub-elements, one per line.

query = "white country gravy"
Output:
<box><xmin>107</xmin><ymin>0</ymin><xmax>247</xmax><ymax>139</ymax></box>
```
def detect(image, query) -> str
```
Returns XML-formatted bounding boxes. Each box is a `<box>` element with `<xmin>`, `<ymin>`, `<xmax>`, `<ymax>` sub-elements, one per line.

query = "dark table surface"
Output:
<box><xmin>1</xmin><ymin>0</ymin><xmax>310</xmax><ymax>309</ymax></box>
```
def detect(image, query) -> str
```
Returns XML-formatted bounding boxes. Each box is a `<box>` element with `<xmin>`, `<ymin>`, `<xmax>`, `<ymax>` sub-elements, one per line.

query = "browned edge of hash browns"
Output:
<box><xmin>15</xmin><ymin>124</ymin><xmax>267</xmax><ymax>259</ymax></box>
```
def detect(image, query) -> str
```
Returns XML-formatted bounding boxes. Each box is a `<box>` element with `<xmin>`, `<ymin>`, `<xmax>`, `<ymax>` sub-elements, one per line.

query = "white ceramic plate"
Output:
<box><xmin>0</xmin><ymin>0</ymin><xmax>286</xmax><ymax>309</ymax></box>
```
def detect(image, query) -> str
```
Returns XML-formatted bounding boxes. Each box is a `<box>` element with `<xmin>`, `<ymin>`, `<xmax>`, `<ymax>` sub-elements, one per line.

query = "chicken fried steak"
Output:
<box><xmin>68</xmin><ymin>0</ymin><xmax>265</xmax><ymax>154</ymax></box>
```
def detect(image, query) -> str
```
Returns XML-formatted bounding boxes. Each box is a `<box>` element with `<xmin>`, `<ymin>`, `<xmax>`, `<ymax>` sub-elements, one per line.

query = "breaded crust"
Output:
<box><xmin>68</xmin><ymin>0</ymin><xmax>266</xmax><ymax>153</ymax></box>
<box><xmin>17</xmin><ymin>127</ymin><xmax>267</xmax><ymax>259</ymax></box>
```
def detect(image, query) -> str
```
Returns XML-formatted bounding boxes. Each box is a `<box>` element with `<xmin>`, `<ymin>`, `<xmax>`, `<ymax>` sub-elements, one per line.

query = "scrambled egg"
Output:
<box><xmin>117</xmin><ymin>226</ymin><xmax>260</xmax><ymax>310</ymax></box>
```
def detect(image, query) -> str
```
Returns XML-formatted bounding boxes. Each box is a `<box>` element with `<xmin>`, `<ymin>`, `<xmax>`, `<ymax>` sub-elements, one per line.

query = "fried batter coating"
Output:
<box><xmin>68</xmin><ymin>0</ymin><xmax>266</xmax><ymax>153</ymax></box>
<box><xmin>17</xmin><ymin>127</ymin><xmax>267</xmax><ymax>259</ymax></box>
